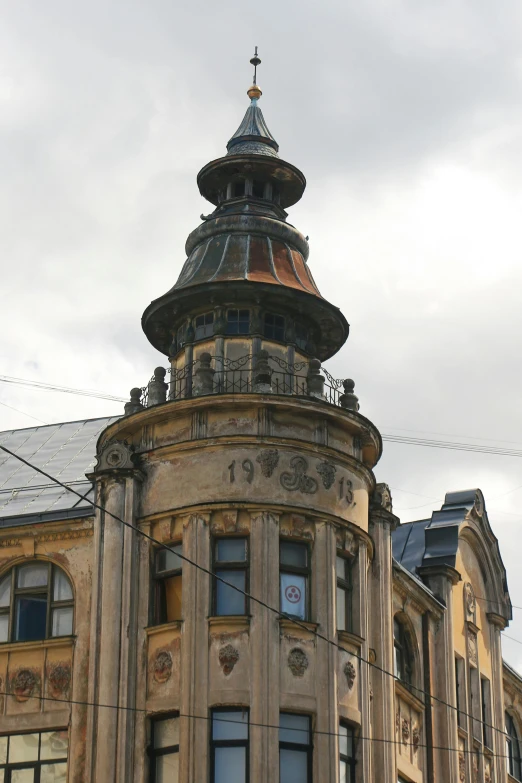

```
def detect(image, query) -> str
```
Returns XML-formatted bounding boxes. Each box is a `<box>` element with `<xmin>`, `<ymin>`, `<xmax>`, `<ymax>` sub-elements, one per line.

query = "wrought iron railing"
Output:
<box><xmin>126</xmin><ymin>352</ymin><xmax>359</xmax><ymax>415</ymax></box>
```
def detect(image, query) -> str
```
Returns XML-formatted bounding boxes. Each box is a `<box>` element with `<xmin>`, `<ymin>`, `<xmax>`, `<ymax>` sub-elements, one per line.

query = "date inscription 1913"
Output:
<box><xmin>228</xmin><ymin>451</ymin><xmax>354</xmax><ymax>505</ymax></box>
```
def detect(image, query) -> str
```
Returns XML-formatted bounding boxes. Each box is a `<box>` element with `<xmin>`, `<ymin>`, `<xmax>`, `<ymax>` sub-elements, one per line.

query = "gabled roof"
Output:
<box><xmin>0</xmin><ymin>416</ymin><xmax>117</xmax><ymax>526</ymax></box>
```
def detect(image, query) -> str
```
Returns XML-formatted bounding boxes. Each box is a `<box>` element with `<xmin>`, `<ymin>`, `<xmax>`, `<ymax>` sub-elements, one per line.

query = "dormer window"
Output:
<box><xmin>226</xmin><ymin>309</ymin><xmax>250</xmax><ymax>335</ymax></box>
<box><xmin>195</xmin><ymin>312</ymin><xmax>214</xmax><ymax>340</ymax></box>
<box><xmin>264</xmin><ymin>313</ymin><xmax>285</xmax><ymax>342</ymax></box>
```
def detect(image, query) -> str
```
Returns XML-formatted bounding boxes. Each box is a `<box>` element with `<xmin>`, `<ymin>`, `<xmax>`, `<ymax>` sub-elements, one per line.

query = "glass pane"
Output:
<box><xmin>280</xmin><ymin>748</ymin><xmax>308</xmax><ymax>782</ymax></box>
<box><xmin>15</xmin><ymin>596</ymin><xmax>47</xmax><ymax>641</ymax></box>
<box><xmin>279</xmin><ymin>714</ymin><xmax>310</xmax><ymax>745</ymax></box>
<box><xmin>280</xmin><ymin>542</ymin><xmax>307</xmax><ymax>568</ymax></box>
<box><xmin>40</xmin><ymin>763</ymin><xmax>67</xmax><ymax>782</ymax></box>
<box><xmin>10</xmin><ymin>770</ymin><xmax>34</xmax><ymax>783</ymax></box>
<box><xmin>0</xmin><ymin>575</ymin><xmax>11</xmax><ymax>607</ymax></box>
<box><xmin>216</xmin><ymin>570</ymin><xmax>246</xmax><ymax>615</ymax></box>
<box><xmin>0</xmin><ymin>735</ymin><xmax>6</xmax><ymax>763</ymax></box>
<box><xmin>280</xmin><ymin>573</ymin><xmax>306</xmax><ymax>619</ymax></box>
<box><xmin>0</xmin><ymin>614</ymin><xmax>9</xmax><ymax>643</ymax></box>
<box><xmin>336</xmin><ymin>556</ymin><xmax>347</xmax><ymax>580</ymax></box>
<box><xmin>53</xmin><ymin>570</ymin><xmax>73</xmax><ymax>602</ymax></box>
<box><xmin>52</xmin><ymin>606</ymin><xmax>73</xmax><ymax>637</ymax></box>
<box><xmin>155</xmin><ymin>751</ymin><xmax>179</xmax><ymax>783</ymax></box>
<box><xmin>214</xmin><ymin>746</ymin><xmax>246</xmax><ymax>783</ymax></box>
<box><xmin>17</xmin><ymin>563</ymin><xmax>48</xmax><ymax>588</ymax></box>
<box><xmin>339</xmin><ymin>724</ymin><xmax>352</xmax><ymax>757</ymax></box>
<box><xmin>212</xmin><ymin>711</ymin><xmax>248</xmax><ymax>741</ymax></box>
<box><xmin>0</xmin><ymin>769</ymin><xmax>4</xmax><ymax>782</ymax></box>
<box><xmin>9</xmin><ymin>733</ymin><xmax>39</xmax><ymax>762</ymax></box>
<box><xmin>156</xmin><ymin>545</ymin><xmax>183</xmax><ymax>574</ymax></box>
<box><xmin>340</xmin><ymin>759</ymin><xmax>348</xmax><ymax>783</ymax></box>
<box><xmin>154</xmin><ymin>717</ymin><xmax>180</xmax><ymax>749</ymax></box>
<box><xmin>40</xmin><ymin>730</ymin><xmax>68</xmax><ymax>760</ymax></box>
<box><xmin>164</xmin><ymin>576</ymin><xmax>182</xmax><ymax>622</ymax></box>
<box><xmin>216</xmin><ymin>539</ymin><xmax>246</xmax><ymax>563</ymax></box>
<box><xmin>337</xmin><ymin>587</ymin><xmax>346</xmax><ymax>632</ymax></box>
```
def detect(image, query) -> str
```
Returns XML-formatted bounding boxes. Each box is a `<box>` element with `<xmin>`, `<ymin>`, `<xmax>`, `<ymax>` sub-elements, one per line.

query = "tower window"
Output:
<box><xmin>393</xmin><ymin>617</ymin><xmax>414</xmax><ymax>687</ymax></box>
<box><xmin>0</xmin><ymin>562</ymin><xmax>73</xmax><ymax>643</ymax></box>
<box><xmin>506</xmin><ymin>712</ymin><xmax>522</xmax><ymax>780</ymax></box>
<box><xmin>154</xmin><ymin>544</ymin><xmax>183</xmax><ymax>624</ymax></box>
<box><xmin>226</xmin><ymin>309</ymin><xmax>250</xmax><ymax>335</ymax></box>
<box><xmin>213</xmin><ymin>538</ymin><xmax>249</xmax><ymax>616</ymax></box>
<box><xmin>264</xmin><ymin>313</ymin><xmax>285</xmax><ymax>342</ymax></box>
<box><xmin>339</xmin><ymin>723</ymin><xmax>356</xmax><ymax>783</ymax></box>
<box><xmin>195</xmin><ymin>312</ymin><xmax>214</xmax><ymax>340</ymax></box>
<box><xmin>295</xmin><ymin>322</ymin><xmax>309</xmax><ymax>351</ymax></box>
<box><xmin>211</xmin><ymin>709</ymin><xmax>249</xmax><ymax>783</ymax></box>
<box><xmin>149</xmin><ymin>715</ymin><xmax>179</xmax><ymax>782</ymax></box>
<box><xmin>280</xmin><ymin>541</ymin><xmax>309</xmax><ymax>621</ymax></box>
<box><xmin>279</xmin><ymin>713</ymin><xmax>311</xmax><ymax>783</ymax></box>
<box><xmin>177</xmin><ymin>323</ymin><xmax>187</xmax><ymax>349</ymax></box>
<box><xmin>252</xmin><ymin>180</ymin><xmax>265</xmax><ymax>198</ymax></box>
<box><xmin>336</xmin><ymin>555</ymin><xmax>353</xmax><ymax>633</ymax></box>
<box><xmin>233</xmin><ymin>181</ymin><xmax>245</xmax><ymax>198</ymax></box>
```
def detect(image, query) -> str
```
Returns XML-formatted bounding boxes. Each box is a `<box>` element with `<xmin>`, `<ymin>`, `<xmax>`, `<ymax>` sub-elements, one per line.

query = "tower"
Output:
<box><xmin>87</xmin><ymin>52</ymin><xmax>382</xmax><ymax>782</ymax></box>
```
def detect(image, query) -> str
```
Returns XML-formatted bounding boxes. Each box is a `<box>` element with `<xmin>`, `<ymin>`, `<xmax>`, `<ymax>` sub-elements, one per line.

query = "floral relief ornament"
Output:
<box><xmin>288</xmin><ymin>648</ymin><xmax>309</xmax><ymax>677</ymax></box>
<box><xmin>219</xmin><ymin>645</ymin><xmax>240</xmax><ymax>676</ymax></box>
<box><xmin>256</xmin><ymin>449</ymin><xmax>279</xmax><ymax>478</ymax></box>
<box><xmin>401</xmin><ymin>719</ymin><xmax>410</xmax><ymax>746</ymax></box>
<box><xmin>464</xmin><ymin>582</ymin><xmax>476</xmax><ymax>616</ymax></box>
<box><xmin>11</xmin><ymin>669</ymin><xmax>38</xmax><ymax>702</ymax></box>
<box><xmin>153</xmin><ymin>651</ymin><xmax>173</xmax><ymax>684</ymax></box>
<box><xmin>459</xmin><ymin>751</ymin><xmax>466</xmax><ymax>782</ymax></box>
<box><xmin>343</xmin><ymin>661</ymin><xmax>356</xmax><ymax>690</ymax></box>
<box><xmin>48</xmin><ymin>663</ymin><xmax>71</xmax><ymax>698</ymax></box>
<box><xmin>412</xmin><ymin>726</ymin><xmax>420</xmax><ymax>753</ymax></box>
<box><xmin>316</xmin><ymin>461</ymin><xmax>336</xmax><ymax>489</ymax></box>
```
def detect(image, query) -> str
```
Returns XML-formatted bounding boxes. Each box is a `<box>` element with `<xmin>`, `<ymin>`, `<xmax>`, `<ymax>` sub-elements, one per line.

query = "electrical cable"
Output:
<box><xmin>0</xmin><ymin>688</ymin><xmax>513</xmax><ymax>761</ymax></box>
<box><xmin>0</xmin><ymin>375</ymin><xmax>125</xmax><ymax>404</ymax></box>
<box><xmin>0</xmin><ymin>400</ymin><xmax>48</xmax><ymax>426</ymax></box>
<box><xmin>0</xmin><ymin>443</ymin><xmax>512</xmax><ymax>746</ymax></box>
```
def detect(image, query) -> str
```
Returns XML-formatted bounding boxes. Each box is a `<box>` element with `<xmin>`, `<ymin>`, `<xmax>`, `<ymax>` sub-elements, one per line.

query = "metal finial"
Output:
<box><xmin>247</xmin><ymin>47</ymin><xmax>263</xmax><ymax>101</ymax></box>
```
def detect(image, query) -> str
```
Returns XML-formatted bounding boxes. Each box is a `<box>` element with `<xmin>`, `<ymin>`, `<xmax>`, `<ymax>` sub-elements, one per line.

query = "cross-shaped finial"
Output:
<box><xmin>250</xmin><ymin>46</ymin><xmax>261</xmax><ymax>86</ymax></box>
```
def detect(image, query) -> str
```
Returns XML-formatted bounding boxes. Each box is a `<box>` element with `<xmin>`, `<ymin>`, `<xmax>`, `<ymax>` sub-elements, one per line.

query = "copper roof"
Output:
<box><xmin>173</xmin><ymin>233</ymin><xmax>321</xmax><ymax>297</ymax></box>
<box><xmin>226</xmin><ymin>99</ymin><xmax>279</xmax><ymax>158</ymax></box>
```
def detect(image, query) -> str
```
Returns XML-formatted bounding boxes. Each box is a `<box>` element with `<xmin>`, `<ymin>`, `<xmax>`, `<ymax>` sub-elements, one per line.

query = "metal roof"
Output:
<box><xmin>226</xmin><ymin>99</ymin><xmax>279</xmax><ymax>158</ymax></box>
<box><xmin>0</xmin><ymin>416</ymin><xmax>117</xmax><ymax>526</ymax></box>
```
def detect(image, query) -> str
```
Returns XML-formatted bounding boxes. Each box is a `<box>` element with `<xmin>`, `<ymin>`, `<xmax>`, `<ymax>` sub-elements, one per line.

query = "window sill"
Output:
<box><xmin>338</xmin><ymin>630</ymin><xmax>365</xmax><ymax>648</ymax></box>
<box><xmin>146</xmin><ymin>620</ymin><xmax>183</xmax><ymax>637</ymax></box>
<box><xmin>395</xmin><ymin>679</ymin><xmax>425</xmax><ymax>712</ymax></box>
<box><xmin>208</xmin><ymin>616</ymin><xmax>251</xmax><ymax>632</ymax></box>
<box><xmin>279</xmin><ymin>617</ymin><xmax>318</xmax><ymax>639</ymax></box>
<box><xmin>0</xmin><ymin>635</ymin><xmax>75</xmax><ymax>653</ymax></box>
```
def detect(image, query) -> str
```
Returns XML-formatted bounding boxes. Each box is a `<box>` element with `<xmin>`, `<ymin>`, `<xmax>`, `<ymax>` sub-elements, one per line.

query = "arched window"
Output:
<box><xmin>0</xmin><ymin>562</ymin><xmax>73</xmax><ymax>643</ymax></box>
<box><xmin>394</xmin><ymin>616</ymin><xmax>414</xmax><ymax>687</ymax></box>
<box><xmin>506</xmin><ymin>712</ymin><xmax>522</xmax><ymax>780</ymax></box>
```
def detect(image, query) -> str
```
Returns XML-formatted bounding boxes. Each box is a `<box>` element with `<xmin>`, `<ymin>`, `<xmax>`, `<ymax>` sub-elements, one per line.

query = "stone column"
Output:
<box><xmin>487</xmin><ymin>613</ymin><xmax>508</xmax><ymax>782</ymax></box>
<box><xmin>368</xmin><ymin>485</ymin><xmax>398</xmax><ymax>783</ymax></box>
<box><xmin>357</xmin><ymin>540</ymin><xmax>372</xmax><ymax>781</ymax></box>
<box><xmin>84</xmin><ymin>442</ymin><xmax>142</xmax><ymax>783</ymax></box>
<box><xmin>417</xmin><ymin>565</ymin><xmax>461</xmax><ymax>783</ymax></box>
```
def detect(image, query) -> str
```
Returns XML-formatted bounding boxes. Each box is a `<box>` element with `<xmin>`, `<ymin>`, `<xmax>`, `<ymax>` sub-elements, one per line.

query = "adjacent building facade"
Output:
<box><xmin>0</xmin><ymin>69</ymin><xmax>520</xmax><ymax>783</ymax></box>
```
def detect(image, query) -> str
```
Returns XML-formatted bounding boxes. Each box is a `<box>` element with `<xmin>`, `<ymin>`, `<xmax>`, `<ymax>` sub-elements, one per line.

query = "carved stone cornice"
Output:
<box><xmin>487</xmin><ymin>612</ymin><xmax>508</xmax><ymax>630</ymax></box>
<box><xmin>417</xmin><ymin>564</ymin><xmax>461</xmax><ymax>586</ymax></box>
<box><xmin>37</xmin><ymin>529</ymin><xmax>94</xmax><ymax>544</ymax></box>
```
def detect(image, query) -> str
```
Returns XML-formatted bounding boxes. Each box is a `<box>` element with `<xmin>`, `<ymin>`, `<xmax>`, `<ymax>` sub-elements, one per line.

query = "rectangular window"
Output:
<box><xmin>195</xmin><ymin>312</ymin><xmax>214</xmax><ymax>340</ymax></box>
<box><xmin>0</xmin><ymin>730</ymin><xmax>68</xmax><ymax>781</ymax></box>
<box><xmin>481</xmin><ymin>677</ymin><xmax>491</xmax><ymax>748</ymax></box>
<box><xmin>252</xmin><ymin>180</ymin><xmax>265</xmax><ymax>199</ymax></box>
<box><xmin>213</xmin><ymin>539</ymin><xmax>248</xmax><ymax>616</ymax></box>
<box><xmin>226</xmin><ymin>310</ymin><xmax>250</xmax><ymax>335</ymax></box>
<box><xmin>233</xmin><ymin>182</ymin><xmax>245</xmax><ymax>198</ymax></box>
<box><xmin>154</xmin><ymin>544</ymin><xmax>183</xmax><ymax>624</ymax></box>
<box><xmin>279</xmin><ymin>713</ymin><xmax>311</xmax><ymax>783</ymax></box>
<box><xmin>149</xmin><ymin>715</ymin><xmax>179</xmax><ymax>782</ymax></box>
<box><xmin>295</xmin><ymin>322</ymin><xmax>309</xmax><ymax>351</ymax></box>
<box><xmin>336</xmin><ymin>556</ymin><xmax>352</xmax><ymax>632</ymax></box>
<box><xmin>211</xmin><ymin>709</ymin><xmax>249</xmax><ymax>783</ymax></box>
<box><xmin>280</xmin><ymin>541</ymin><xmax>309</xmax><ymax>621</ymax></box>
<box><xmin>339</xmin><ymin>723</ymin><xmax>356</xmax><ymax>783</ymax></box>
<box><xmin>455</xmin><ymin>657</ymin><xmax>465</xmax><ymax>730</ymax></box>
<box><xmin>470</xmin><ymin>667</ymin><xmax>481</xmax><ymax>741</ymax></box>
<box><xmin>263</xmin><ymin>313</ymin><xmax>285</xmax><ymax>342</ymax></box>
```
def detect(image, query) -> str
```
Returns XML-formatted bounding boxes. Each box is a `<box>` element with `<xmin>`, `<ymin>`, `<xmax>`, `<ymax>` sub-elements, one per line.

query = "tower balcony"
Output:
<box><xmin>124</xmin><ymin>351</ymin><xmax>361</xmax><ymax>414</ymax></box>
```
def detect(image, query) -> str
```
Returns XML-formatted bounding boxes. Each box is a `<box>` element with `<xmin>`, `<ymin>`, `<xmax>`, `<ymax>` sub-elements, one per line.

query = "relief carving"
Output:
<box><xmin>412</xmin><ymin>726</ymin><xmax>420</xmax><ymax>753</ymax></box>
<box><xmin>219</xmin><ymin>644</ymin><xmax>240</xmax><ymax>676</ymax></box>
<box><xmin>48</xmin><ymin>663</ymin><xmax>71</xmax><ymax>698</ymax></box>
<box><xmin>484</xmin><ymin>759</ymin><xmax>491</xmax><ymax>783</ymax></box>
<box><xmin>153</xmin><ymin>651</ymin><xmax>173</xmax><ymax>684</ymax></box>
<box><xmin>280</xmin><ymin>457</ymin><xmax>318</xmax><ymax>495</ymax></box>
<box><xmin>372</xmin><ymin>482</ymin><xmax>393</xmax><ymax>513</ymax></box>
<box><xmin>95</xmin><ymin>439</ymin><xmax>136</xmax><ymax>472</ymax></box>
<box><xmin>316</xmin><ymin>461</ymin><xmax>336</xmax><ymax>489</ymax></box>
<box><xmin>396</xmin><ymin>711</ymin><xmax>400</xmax><ymax>735</ymax></box>
<box><xmin>468</xmin><ymin>633</ymin><xmax>478</xmax><ymax>665</ymax></box>
<box><xmin>343</xmin><ymin>661</ymin><xmax>356</xmax><ymax>690</ymax></box>
<box><xmin>401</xmin><ymin>718</ymin><xmax>410</xmax><ymax>745</ymax></box>
<box><xmin>288</xmin><ymin>648</ymin><xmax>309</xmax><ymax>677</ymax></box>
<box><xmin>472</xmin><ymin>753</ymin><xmax>479</xmax><ymax>783</ymax></box>
<box><xmin>11</xmin><ymin>669</ymin><xmax>39</xmax><ymax>702</ymax></box>
<box><xmin>256</xmin><ymin>449</ymin><xmax>280</xmax><ymax>478</ymax></box>
<box><xmin>459</xmin><ymin>751</ymin><xmax>466</xmax><ymax>782</ymax></box>
<box><xmin>465</xmin><ymin>582</ymin><xmax>476</xmax><ymax>617</ymax></box>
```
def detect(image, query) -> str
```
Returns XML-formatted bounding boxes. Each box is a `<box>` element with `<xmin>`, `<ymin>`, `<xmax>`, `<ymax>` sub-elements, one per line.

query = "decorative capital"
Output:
<box><xmin>93</xmin><ymin>439</ymin><xmax>138</xmax><ymax>474</ymax></box>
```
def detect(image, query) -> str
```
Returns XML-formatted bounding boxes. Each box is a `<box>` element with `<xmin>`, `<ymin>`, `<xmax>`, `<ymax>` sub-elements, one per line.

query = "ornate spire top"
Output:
<box><xmin>247</xmin><ymin>46</ymin><xmax>262</xmax><ymax>101</ymax></box>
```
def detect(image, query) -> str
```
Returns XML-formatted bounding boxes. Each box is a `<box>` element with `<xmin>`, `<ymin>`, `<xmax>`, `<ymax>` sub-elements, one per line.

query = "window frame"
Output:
<box><xmin>279</xmin><ymin>540</ymin><xmax>311</xmax><ymax>622</ymax></box>
<box><xmin>226</xmin><ymin>309</ymin><xmax>250</xmax><ymax>335</ymax></box>
<box><xmin>481</xmin><ymin>676</ymin><xmax>491</xmax><ymax>749</ymax></box>
<box><xmin>393</xmin><ymin>616</ymin><xmax>414</xmax><ymax>687</ymax></box>
<box><xmin>194</xmin><ymin>312</ymin><xmax>214</xmax><ymax>341</ymax></box>
<box><xmin>210</xmin><ymin>707</ymin><xmax>249</xmax><ymax>783</ymax></box>
<box><xmin>279</xmin><ymin>712</ymin><xmax>312</xmax><ymax>783</ymax></box>
<box><xmin>263</xmin><ymin>312</ymin><xmax>285</xmax><ymax>342</ymax></box>
<box><xmin>212</xmin><ymin>538</ymin><xmax>249</xmax><ymax>617</ymax></box>
<box><xmin>507</xmin><ymin>712</ymin><xmax>522</xmax><ymax>780</ymax></box>
<box><xmin>153</xmin><ymin>543</ymin><xmax>183</xmax><ymax>625</ymax></box>
<box><xmin>0</xmin><ymin>562</ymin><xmax>74</xmax><ymax>644</ymax></box>
<box><xmin>148</xmin><ymin>713</ymin><xmax>180</xmax><ymax>783</ymax></box>
<box><xmin>339</xmin><ymin>722</ymin><xmax>356</xmax><ymax>783</ymax></box>
<box><xmin>295</xmin><ymin>322</ymin><xmax>309</xmax><ymax>352</ymax></box>
<box><xmin>336</xmin><ymin>554</ymin><xmax>353</xmax><ymax>633</ymax></box>
<box><xmin>0</xmin><ymin>728</ymin><xmax>68</xmax><ymax>780</ymax></box>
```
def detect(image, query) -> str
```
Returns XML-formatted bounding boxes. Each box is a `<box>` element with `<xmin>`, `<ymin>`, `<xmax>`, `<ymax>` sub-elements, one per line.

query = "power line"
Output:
<box><xmin>0</xmin><ymin>443</ymin><xmax>511</xmax><ymax>745</ymax></box>
<box><xmin>0</xmin><ymin>375</ymin><xmax>125</xmax><ymax>404</ymax></box>
<box><xmin>0</xmin><ymin>400</ymin><xmax>48</xmax><ymax>426</ymax></box>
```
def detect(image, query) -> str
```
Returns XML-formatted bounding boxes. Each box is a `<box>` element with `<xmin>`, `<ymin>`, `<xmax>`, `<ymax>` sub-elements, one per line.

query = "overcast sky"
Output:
<box><xmin>2</xmin><ymin>0</ymin><xmax>522</xmax><ymax>668</ymax></box>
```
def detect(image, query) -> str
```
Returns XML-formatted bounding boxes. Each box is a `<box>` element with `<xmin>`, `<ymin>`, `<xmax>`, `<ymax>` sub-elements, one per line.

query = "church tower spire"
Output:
<box><xmin>142</xmin><ymin>51</ymin><xmax>349</xmax><ymax>363</ymax></box>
